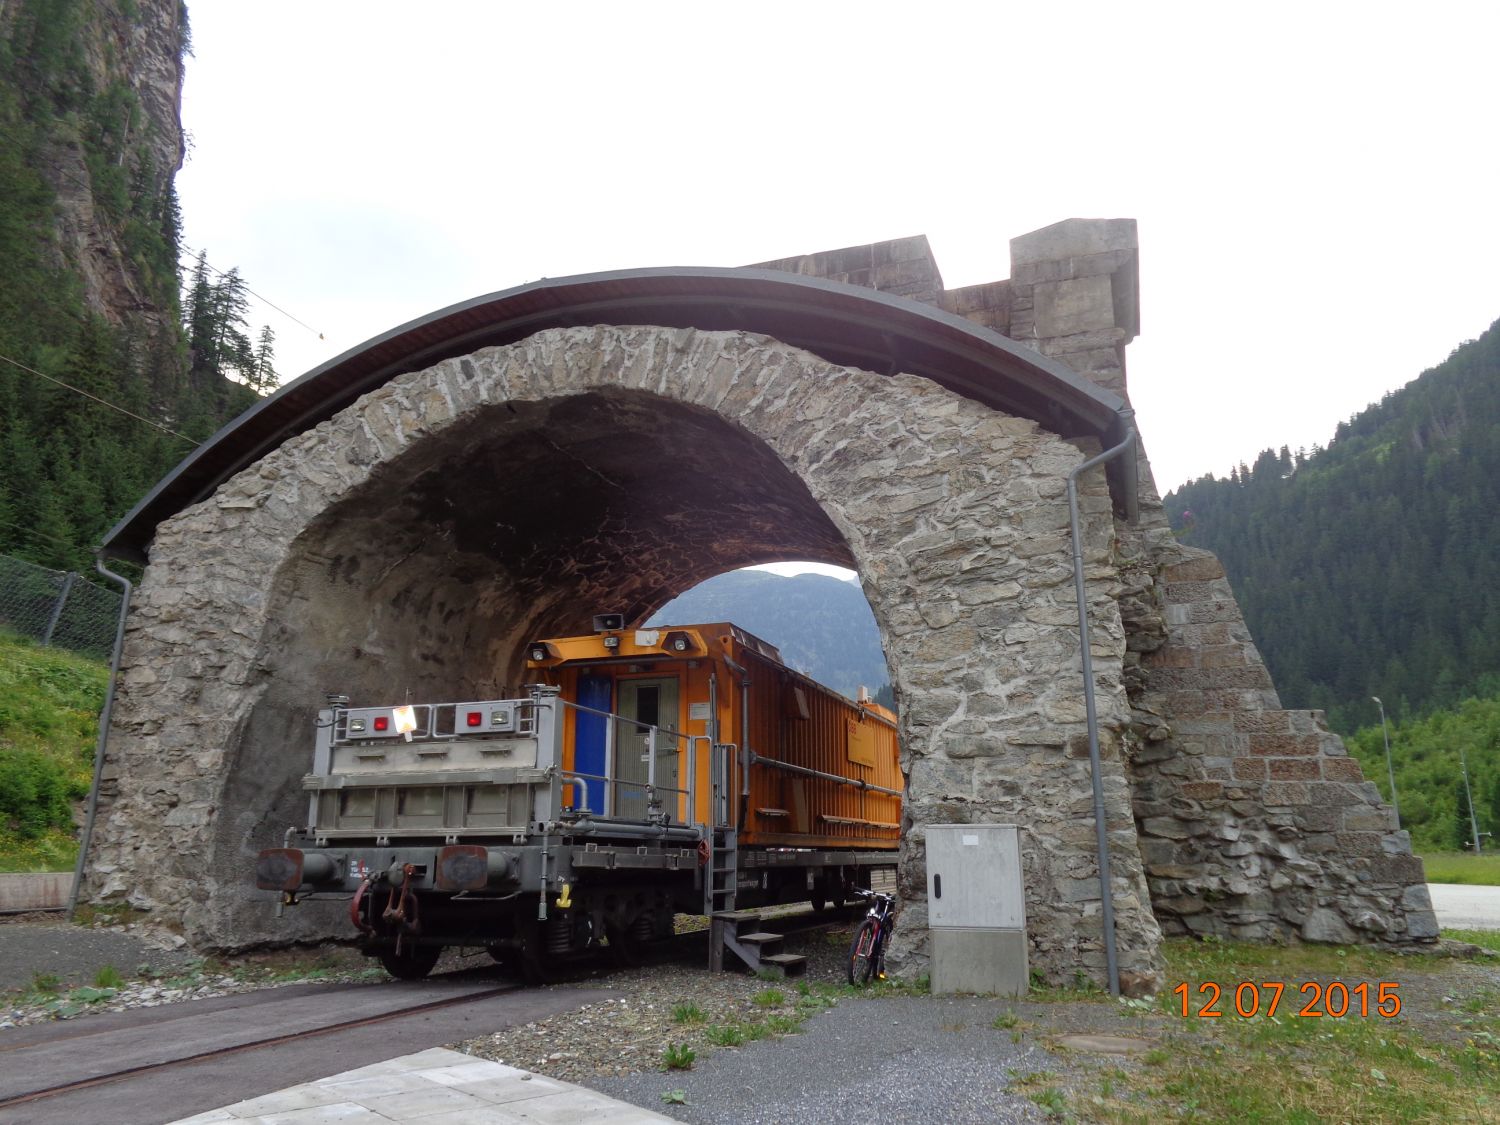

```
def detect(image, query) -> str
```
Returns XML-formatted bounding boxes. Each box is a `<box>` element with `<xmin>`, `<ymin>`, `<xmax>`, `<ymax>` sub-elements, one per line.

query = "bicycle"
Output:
<box><xmin>846</xmin><ymin>887</ymin><xmax>896</xmax><ymax>985</ymax></box>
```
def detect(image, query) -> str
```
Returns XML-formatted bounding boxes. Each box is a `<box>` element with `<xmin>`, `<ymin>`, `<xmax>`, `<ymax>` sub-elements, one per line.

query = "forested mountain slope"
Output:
<box><xmin>0</xmin><ymin>1</ymin><xmax>270</xmax><ymax>573</ymax></box>
<box><xmin>648</xmin><ymin>570</ymin><xmax>891</xmax><ymax>703</ymax></box>
<box><xmin>1166</xmin><ymin>318</ymin><xmax>1500</xmax><ymax>733</ymax></box>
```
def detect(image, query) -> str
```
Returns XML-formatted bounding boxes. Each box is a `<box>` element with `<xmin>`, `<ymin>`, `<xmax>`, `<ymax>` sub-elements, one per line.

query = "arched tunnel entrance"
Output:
<box><xmin>224</xmin><ymin>386</ymin><xmax>873</xmax><ymax>928</ymax></box>
<box><xmin>94</xmin><ymin>296</ymin><xmax>1166</xmax><ymax>990</ymax></box>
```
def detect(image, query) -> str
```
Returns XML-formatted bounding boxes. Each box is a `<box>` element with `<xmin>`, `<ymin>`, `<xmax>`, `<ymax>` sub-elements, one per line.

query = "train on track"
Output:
<box><xmin>256</xmin><ymin>616</ymin><xmax>902</xmax><ymax>979</ymax></box>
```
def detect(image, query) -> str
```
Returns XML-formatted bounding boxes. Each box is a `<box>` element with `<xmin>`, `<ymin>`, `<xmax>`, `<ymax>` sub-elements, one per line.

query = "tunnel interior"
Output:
<box><xmin>215</xmin><ymin>387</ymin><xmax>875</xmax><ymax>908</ymax></box>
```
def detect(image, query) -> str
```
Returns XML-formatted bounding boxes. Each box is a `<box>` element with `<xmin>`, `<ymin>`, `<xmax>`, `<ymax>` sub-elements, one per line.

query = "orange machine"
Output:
<box><xmin>526</xmin><ymin>619</ymin><xmax>902</xmax><ymax>851</ymax></box>
<box><xmin>258</xmin><ymin>616</ymin><xmax>902</xmax><ymax>980</ymax></box>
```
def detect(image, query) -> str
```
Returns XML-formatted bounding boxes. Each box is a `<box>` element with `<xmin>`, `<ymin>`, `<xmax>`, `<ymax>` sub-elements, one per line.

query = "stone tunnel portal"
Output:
<box><xmin>90</xmin><ymin>228</ymin><xmax>1441</xmax><ymax>998</ymax></box>
<box><xmin>105</xmin><ymin>322</ymin><xmax>1166</xmax><ymax>991</ymax></box>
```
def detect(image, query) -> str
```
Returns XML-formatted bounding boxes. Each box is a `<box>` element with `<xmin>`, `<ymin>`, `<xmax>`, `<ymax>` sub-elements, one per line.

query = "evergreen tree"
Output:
<box><xmin>1168</xmin><ymin>319</ymin><xmax>1500</xmax><ymax>733</ymax></box>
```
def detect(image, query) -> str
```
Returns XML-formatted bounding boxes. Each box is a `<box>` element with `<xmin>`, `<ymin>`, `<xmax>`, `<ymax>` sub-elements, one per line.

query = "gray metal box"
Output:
<box><xmin>926</xmin><ymin>824</ymin><xmax>1027</xmax><ymax>996</ymax></box>
<box><xmin>930</xmin><ymin>928</ymin><xmax>1030</xmax><ymax>996</ymax></box>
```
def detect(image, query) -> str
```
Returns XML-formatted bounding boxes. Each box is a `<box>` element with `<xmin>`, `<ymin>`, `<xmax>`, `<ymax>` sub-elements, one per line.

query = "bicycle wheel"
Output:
<box><xmin>847</xmin><ymin>918</ymin><xmax>880</xmax><ymax>985</ymax></box>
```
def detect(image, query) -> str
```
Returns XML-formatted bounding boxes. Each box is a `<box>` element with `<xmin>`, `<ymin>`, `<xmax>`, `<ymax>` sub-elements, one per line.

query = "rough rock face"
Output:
<box><xmin>1</xmin><ymin>0</ymin><xmax>187</xmax><ymax>329</ymax></box>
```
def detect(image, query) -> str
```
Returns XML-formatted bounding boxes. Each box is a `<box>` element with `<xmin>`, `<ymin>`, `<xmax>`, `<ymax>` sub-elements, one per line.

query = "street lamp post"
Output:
<box><xmin>1459</xmin><ymin>744</ymin><xmax>1483</xmax><ymax>855</ymax></box>
<box><xmin>1371</xmin><ymin>696</ymin><xmax>1400</xmax><ymax>826</ymax></box>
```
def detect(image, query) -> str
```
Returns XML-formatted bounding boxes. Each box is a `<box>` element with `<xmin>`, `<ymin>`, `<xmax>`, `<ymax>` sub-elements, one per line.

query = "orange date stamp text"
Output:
<box><xmin>1172</xmin><ymin>981</ymin><xmax>1402</xmax><ymax>1019</ymax></box>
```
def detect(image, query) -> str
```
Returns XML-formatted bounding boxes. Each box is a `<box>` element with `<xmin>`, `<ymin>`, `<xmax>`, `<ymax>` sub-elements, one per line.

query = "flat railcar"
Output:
<box><xmin>256</xmin><ymin>617</ymin><xmax>901</xmax><ymax>979</ymax></box>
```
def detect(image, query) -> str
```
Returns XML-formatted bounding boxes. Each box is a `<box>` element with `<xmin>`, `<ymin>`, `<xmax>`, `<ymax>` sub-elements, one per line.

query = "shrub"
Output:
<box><xmin>0</xmin><ymin>747</ymin><xmax>82</xmax><ymax>838</ymax></box>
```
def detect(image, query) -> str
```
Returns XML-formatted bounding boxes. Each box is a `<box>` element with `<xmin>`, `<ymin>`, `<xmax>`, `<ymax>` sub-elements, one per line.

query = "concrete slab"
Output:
<box><xmin>0</xmin><ymin>873</ymin><xmax>70</xmax><ymax>913</ymax></box>
<box><xmin>166</xmin><ymin>1048</ymin><xmax>674</xmax><ymax>1125</ymax></box>
<box><xmin>1053</xmin><ymin>1034</ymin><xmax>1153</xmax><ymax>1054</ymax></box>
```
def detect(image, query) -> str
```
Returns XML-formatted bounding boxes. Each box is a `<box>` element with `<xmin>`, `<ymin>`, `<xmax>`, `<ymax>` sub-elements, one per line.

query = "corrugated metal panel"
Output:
<box><xmin>736</xmin><ymin>645</ymin><xmax>901</xmax><ymax>851</ymax></box>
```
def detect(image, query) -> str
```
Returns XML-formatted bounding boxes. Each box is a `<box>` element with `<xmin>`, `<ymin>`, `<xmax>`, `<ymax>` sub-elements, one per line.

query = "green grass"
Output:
<box><xmin>0</xmin><ymin>633</ymin><xmax>108</xmax><ymax>871</ymax></box>
<box><xmin>1073</xmin><ymin>937</ymin><xmax>1500</xmax><ymax>1124</ymax></box>
<box><xmin>703</xmin><ymin>1024</ymin><xmax>745</xmax><ymax>1047</ymax></box>
<box><xmin>1419</xmin><ymin>851</ymin><xmax>1500</xmax><ymax>886</ymax></box>
<box><xmin>1444</xmin><ymin>929</ymin><xmax>1500</xmax><ymax>953</ymax></box>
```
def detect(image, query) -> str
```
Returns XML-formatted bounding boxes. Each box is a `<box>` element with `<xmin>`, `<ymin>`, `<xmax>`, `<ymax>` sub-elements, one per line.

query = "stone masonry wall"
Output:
<box><xmin>1129</xmin><ymin>545</ymin><xmax>1439</xmax><ymax>943</ymax></box>
<box><xmin>1001</xmin><ymin>220</ymin><xmax>1433</xmax><ymax>947</ymax></box>
<box><xmin>766</xmin><ymin>219</ymin><xmax>1437</xmax><ymax>949</ymax></box>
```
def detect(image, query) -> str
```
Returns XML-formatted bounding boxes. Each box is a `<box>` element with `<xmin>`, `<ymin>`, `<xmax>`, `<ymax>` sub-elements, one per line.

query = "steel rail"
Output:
<box><xmin>0</xmin><ymin>983</ymin><xmax>518</xmax><ymax>1110</ymax></box>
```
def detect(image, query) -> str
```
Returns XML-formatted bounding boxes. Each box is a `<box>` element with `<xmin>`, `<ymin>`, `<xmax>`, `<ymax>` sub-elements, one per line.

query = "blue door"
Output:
<box><xmin>573</xmin><ymin>675</ymin><xmax>611</xmax><ymax>813</ymax></box>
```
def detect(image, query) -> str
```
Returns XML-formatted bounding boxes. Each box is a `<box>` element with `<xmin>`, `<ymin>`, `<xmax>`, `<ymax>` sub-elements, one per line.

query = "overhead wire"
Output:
<box><xmin>0</xmin><ymin>350</ymin><xmax>199</xmax><ymax>445</ymax></box>
<box><xmin>179</xmin><ymin>242</ymin><xmax>325</xmax><ymax>340</ymax></box>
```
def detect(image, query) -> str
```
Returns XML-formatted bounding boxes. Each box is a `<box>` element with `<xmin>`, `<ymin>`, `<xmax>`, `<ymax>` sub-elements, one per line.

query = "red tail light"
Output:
<box><xmin>373</xmin><ymin>715</ymin><xmax>389</xmax><ymax>731</ymax></box>
<box><xmin>466</xmin><ymin>711</ymin><xmax>483</xmax><ymax>728</ymax></box>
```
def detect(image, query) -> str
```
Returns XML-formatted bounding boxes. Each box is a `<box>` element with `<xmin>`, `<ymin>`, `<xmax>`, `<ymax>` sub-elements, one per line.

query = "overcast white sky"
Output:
<box><xmin>179</xmin><ymin>1</ymin><xmax>1498</xmax><ymax>501</ymax></box>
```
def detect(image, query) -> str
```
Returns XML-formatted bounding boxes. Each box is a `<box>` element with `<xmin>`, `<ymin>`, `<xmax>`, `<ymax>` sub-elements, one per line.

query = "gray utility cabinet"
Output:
<box><xmin>926</xmin><ymin>824</ymin><xmax>1028</xmax><ymax>996</ymax></box>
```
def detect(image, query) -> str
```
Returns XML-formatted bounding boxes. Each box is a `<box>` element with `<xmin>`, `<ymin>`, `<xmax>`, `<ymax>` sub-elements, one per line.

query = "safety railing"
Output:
<box><xmin>556</xmin><ymin>697</ymin><xmax>707</xmax><ymax>829</ymax></box>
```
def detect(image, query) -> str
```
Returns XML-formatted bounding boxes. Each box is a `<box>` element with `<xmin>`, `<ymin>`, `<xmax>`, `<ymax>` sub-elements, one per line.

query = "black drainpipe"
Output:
<box><xmin>68</xmin><ymin>556</ymin><xmax>134</xmax><ymax>918</ymax></box>
<box><xmin>1066</xmin><ymin>417</ymin><xmax>1138</xmax><ymax>998</ymax></box>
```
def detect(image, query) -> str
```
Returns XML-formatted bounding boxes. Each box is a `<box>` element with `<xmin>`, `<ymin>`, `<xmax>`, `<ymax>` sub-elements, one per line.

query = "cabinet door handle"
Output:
<box><xmin>934</xmin><ymin>873</ymin><xmax>942</xmax><ymax>899</ymax></box>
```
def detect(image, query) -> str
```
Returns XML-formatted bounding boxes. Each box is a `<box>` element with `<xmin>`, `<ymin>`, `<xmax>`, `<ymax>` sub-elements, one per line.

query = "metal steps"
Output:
<box><xmin>708</xmin><ymin>908</ymin><xmax>807</xmax><ymax>978</ymax></box>
<box><xmin>700</xmin><ymin>824</ymin><xmax>807</xmax><ymax>976</ymax></box>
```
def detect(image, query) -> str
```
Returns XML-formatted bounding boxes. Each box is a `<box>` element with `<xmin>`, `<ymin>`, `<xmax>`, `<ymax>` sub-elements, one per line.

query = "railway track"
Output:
<box><xmin>0</xmin><ymin>908</ymin><xmax>861</xmax><ymax>1123</ymax></box>
<box><xmin>0</xmin><ymin>969</ymin><xmax>622</xmax><ymax>1125</ymax></box>
<box><xmin>0</xmin><ymin>975</ymin><xmax>518</xmax><ymax>1113</ymax></box>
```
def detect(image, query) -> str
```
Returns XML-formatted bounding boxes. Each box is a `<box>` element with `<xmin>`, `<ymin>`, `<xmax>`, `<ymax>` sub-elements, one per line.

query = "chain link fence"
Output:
<box><xmin>0</xmin><ymin>555</ymin><xmax>122</xmax><ymax>661</ymax></box>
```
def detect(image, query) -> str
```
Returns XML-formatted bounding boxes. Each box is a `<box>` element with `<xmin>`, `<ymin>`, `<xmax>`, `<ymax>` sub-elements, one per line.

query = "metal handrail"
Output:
<box><xmin>746</xmin><ymin>750</ymin><xmax>902</xmax><ymax>798</ymax></box>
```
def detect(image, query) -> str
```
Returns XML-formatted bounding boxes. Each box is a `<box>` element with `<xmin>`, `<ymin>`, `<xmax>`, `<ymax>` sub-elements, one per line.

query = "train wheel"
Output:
<box><xmin>847</xmin><ymin>919</ymin><xmax>879</xmax><ymax>986</ymax></box>
<box><xmin>604</xmin><ymin>921</ymin><xmax>640</xmax><ymax>967</ymax></box>
<box><xmin>379</xmin><ymin>942</ymin><xmax>442</xmax><ymax>980</ymax></box>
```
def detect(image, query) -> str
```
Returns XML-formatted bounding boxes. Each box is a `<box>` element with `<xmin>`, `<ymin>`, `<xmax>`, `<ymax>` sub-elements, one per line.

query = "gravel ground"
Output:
<box><xmin>589</xmin><ymin>996</ymin><xmax>1059</xmax><ymax>1125</ymax></box>
<box><xmin>0</xmin><ymin>912</ymin><xmax>199</xmax><ymax>993</ymax></box>
<box><xmin>455</xmin><ymin>921</ymin><xmax>1168</xmax><ymax>1121</ymax></box>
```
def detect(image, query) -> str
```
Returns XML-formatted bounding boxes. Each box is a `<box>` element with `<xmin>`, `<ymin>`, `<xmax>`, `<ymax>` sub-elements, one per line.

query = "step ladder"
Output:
<box><xmin>708</xmin><ymin>907</ymin><xmax>807</xmax><ymax>978</ymax></box>
<box><xmin>703</xmin><ymin>826</ymin><xmax>737</xmax><ymax>917</ymax></box>
<box><xmin>704</xmin><ymin>828</ymin><xmax>806</xmax><ymax>976</ymax></box>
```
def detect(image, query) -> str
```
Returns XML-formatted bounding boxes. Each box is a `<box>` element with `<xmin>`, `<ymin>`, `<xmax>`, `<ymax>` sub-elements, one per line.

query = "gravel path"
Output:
<box><xmin>0</xmin><ymin>915</ymin><xmax>198</xmax><ymax>992</ymax></box>
<box><xmin>588</xmin><ymin>995</ymin><xmax>1056</xmax><ymax>1124</ymax></box>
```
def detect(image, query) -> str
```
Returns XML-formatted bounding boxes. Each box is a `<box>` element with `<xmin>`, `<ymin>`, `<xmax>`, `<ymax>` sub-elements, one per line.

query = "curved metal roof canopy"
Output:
<box><xmin>102</xmin><ymin>267</ymin><xmax>1135</xmax><ymax>561</ymax></box>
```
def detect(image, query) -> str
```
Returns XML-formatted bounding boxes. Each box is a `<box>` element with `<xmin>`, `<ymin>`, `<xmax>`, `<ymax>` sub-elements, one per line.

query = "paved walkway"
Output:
<box><xmin>169</xmin><ymin>1047</ymin><xmax>674</xmax><ymax>1124</ymax></box>
<box><xmin>1428</xmin><ymin>882</ymin><xmax>1500</xmax><ymax>930</ymax></box>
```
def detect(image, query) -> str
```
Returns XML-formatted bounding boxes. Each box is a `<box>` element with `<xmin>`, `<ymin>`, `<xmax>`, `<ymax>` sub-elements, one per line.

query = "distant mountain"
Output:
<box><xmin>1165</xmin><ymin>317</ymin><xmax>1500</xmax><ymax>733</ymax></box>
<box><xmin>648</xmin><ymin>570</ymin><xmax>890</xmax><ymax>702</ymax></box>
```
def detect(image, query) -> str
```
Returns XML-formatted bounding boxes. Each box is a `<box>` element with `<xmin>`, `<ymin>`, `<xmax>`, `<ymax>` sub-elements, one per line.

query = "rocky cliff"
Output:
<box><xmin>1</xmin><ymin>0</ymin><xmax>188</xmax><ymax>337</ymax></box>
